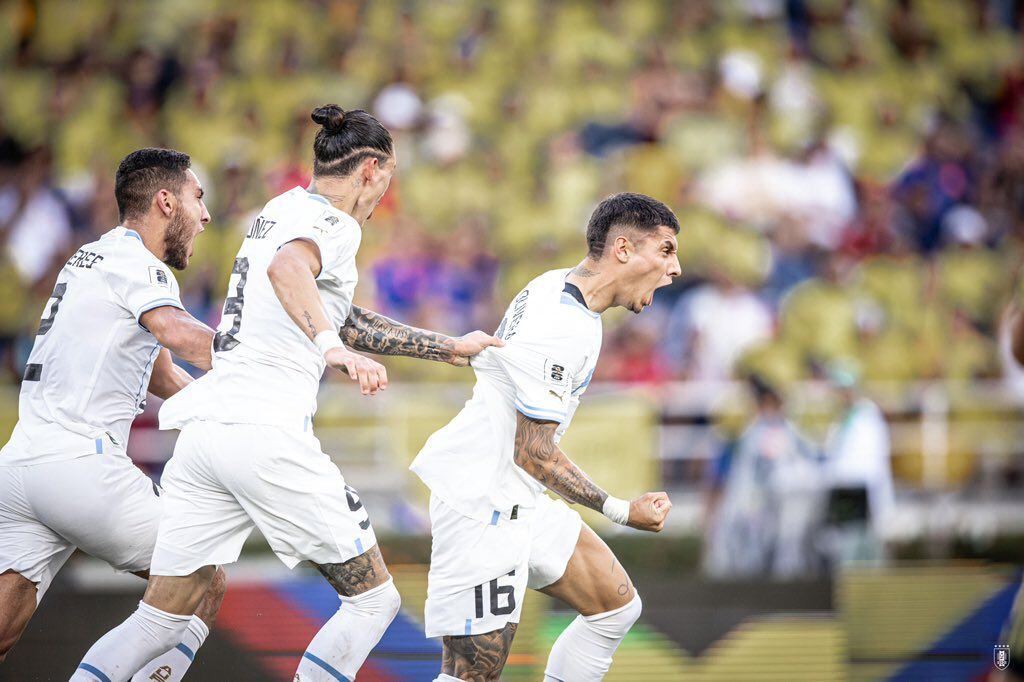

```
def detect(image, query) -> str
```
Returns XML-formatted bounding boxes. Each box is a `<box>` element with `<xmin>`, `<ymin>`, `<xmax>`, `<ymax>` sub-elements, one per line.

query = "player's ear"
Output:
<box><xmin>155</xmin><ymin>188</ymin><xmax>175</xmax><ymax>218</ymax></box>
<box><xmin>613</xmin><ymin>234</ymin><xmax>631</xmax><ymax>264</ymax></box>
<box><xmin>363</xmin><ymin>156</ymin><xmax>380</xmax><ymax>184</ymax></box>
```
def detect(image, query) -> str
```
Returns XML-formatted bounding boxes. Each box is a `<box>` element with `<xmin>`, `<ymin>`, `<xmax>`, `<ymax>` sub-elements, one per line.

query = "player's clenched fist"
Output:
<box><xmin>627</xmin><ymin>492</ymin><xmax>672</xmax><ymax>532</ymax></box>
<box><xmin>448</xmin><ymin>330</ymin><xmax>505</xmax><ymax>367</ymax></box>
<box><xmin>325</xmin><ymin>347</ymin><xmax>389</xmax><ymax>395</ymax></box>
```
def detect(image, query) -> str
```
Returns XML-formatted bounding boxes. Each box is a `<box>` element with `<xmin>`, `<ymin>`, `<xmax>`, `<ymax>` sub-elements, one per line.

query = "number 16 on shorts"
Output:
<box><xmin>475</xmin><ymin>570</ymin><xmax>517</xmax><ymax>619</ymax></box>
<box><xmin>460</xmin><ymin>568</ymin><xmax>527</xmax><ymax>636</ymax></box>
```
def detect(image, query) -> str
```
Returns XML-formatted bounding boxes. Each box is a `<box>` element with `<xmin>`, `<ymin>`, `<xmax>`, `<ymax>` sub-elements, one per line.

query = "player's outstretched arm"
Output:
<box><xmin>269</xmin><ymin>239</ymin><xmax>387</xmax><ymax>395</ymax></box>
<box><xmin>147</xmin><ymin>348</ymin><xmax>194</xmax><ymax>399</ymax></box>
<box><xmin>140</xmin><ymin>306</ymin><xmax>215</xmax><ymax>371</ymax></box>
<box><xmin>513</xmin><ymin>411</ymin><xmax>672</xmax><ymax>532</ymax></box>
<box><xmin>340</xmin><ymin>305</ymin><xmax>503</xmax><ymax>367</ymax></box>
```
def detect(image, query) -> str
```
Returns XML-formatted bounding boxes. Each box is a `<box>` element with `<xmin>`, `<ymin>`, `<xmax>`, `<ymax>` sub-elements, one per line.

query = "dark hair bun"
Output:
<box><xmin>311</xmin><ymin>104</ymin><xmax>346</xmax><ymax>134</ymax></box>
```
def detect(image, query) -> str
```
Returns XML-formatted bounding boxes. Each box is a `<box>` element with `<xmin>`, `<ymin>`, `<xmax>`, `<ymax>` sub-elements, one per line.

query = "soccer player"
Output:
<box><xmin>72</xmin><ymin>105</ymin><xmax>503</xmax><ymax>682</ymax></box>
<box><xmin>410</xmin><ymin>192</ymin><xmax>680</xmax><ymax>681</ymax></box>
<box><xmin>0</xmin><ymin>148</ymin><xmax>227</xmax><ymax>680</ymax></box>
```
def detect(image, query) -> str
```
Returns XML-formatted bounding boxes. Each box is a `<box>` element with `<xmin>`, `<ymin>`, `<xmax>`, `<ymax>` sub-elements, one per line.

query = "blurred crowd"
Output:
<box><xmin>0</xmin><ymin>0</ymin><xmax>1023</xmax><ymax>388</ymax></box>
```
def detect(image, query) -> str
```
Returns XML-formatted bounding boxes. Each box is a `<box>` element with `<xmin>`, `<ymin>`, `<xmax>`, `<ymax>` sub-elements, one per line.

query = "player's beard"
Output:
<box><xmin>163</xmin><ymin>209</ymin><xmax>192</xmax><ymax>271</ymax></box>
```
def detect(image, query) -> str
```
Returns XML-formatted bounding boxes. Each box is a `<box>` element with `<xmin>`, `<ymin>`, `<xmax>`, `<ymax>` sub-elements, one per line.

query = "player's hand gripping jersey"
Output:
<box><xmin>160</xmin><ymin>187</ymin><xmax>360</xmax><ymax>432</ymax></box>
<box><xmin>410</xmin><ymin>268</ymin><xmax>602</xmax><ymax>524</ymax></box>
<box><xmin>1</xmin><ymin>227</ymin><xmax>184</xmax><ymax>465</ymax></box>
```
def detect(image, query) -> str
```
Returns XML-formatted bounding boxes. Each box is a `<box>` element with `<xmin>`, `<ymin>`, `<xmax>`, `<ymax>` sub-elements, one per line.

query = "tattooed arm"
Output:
<box><xmin>341</xmin><ymin>305</ymin><xmax>503</xmax><ymax>367</ymax></box>
<box><xmin>513</xmin><ymin>411</ymin><xmax>673</xmax><ymax>531</ymax></box>
<box><xmin>513</xmin><ymin>411</ymin><xmax>609</xmax><ymax>511</ymax></box>
<box><xmin>269</xmin><ymin>240</ymin><xmax>388</xmax><ymax>395</ymax></box>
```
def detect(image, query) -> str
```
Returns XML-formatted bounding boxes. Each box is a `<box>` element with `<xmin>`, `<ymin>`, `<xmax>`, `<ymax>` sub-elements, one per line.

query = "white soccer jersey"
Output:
<box><xmin>0</xmin><ymin>227</ymin><xmax>183</xmax><ymax>466</ymax></box>
<box><xmin>410</xmin><ymin>268</ymin><xmax>602</xmax><ymax>525</ymax></box>
<box><xmin>160</xmin><ymin>187</ymin><xmax>361</xmax><ymax>432</ymax></box>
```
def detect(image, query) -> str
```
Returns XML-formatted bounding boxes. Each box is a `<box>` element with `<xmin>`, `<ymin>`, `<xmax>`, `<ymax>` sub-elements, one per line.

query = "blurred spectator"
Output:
<box><xmin>667</xmin><ymin>269</ymin><xmax>773</xmax><ymax>381</ymax></box>
<box><xmin>703</xmin><ymin>374</ymin><xmax>822</xmax><ymax>579</ymax></box>
<box><xmin>820</xmin><ymin>363</ymin><xmax>893</xmax><ymax>566</ymax></box>
<box><xmin>0</xmin><ymin>145</ymin><xmax>72</xmax><ymax>291</ymax></box>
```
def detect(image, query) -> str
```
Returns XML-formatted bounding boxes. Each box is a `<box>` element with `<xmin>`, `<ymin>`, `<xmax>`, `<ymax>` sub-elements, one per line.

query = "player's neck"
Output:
<box><xmin>306</xmin><ymin>177</ymin><xmax>367</xmax><ymax>225</ymax></box>
<box><xmin>122</xmin><ymin>218</ymin><xmax>166</xmax><ymax>261</ymax></box>
<box><xmin>565</xmin><ymin>259</ymin><xmax>615</xmax><ymax>314</ymax></box>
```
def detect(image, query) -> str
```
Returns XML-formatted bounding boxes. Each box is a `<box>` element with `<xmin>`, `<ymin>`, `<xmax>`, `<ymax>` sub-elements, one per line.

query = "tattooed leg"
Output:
<box><xmin>297</xmin><ymin>544</ymin><xmax>401</xmax><ymax>681</ymax></box>
<box><xmin>314</xmin><ymin>543</ymin><xmax>391</xmax><ymax>597</ymax></box>
<box><xmin>441</xmin><ymin>622</ymin><xmax>518</xmax><ymax>682</ymax></box>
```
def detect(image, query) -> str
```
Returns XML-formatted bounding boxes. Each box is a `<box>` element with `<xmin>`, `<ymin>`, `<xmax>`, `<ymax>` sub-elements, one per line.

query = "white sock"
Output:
<box><xmin>130</xmin><ymin>615</ymin><xmax>210</xmax><ymax>682</ymax></box>
<box><xmin>293</xmin><ymin>578</ymin><xmax>401</xmax><ymax>681</ymax></box>
<box><xmin>434</xmin><ymin>675</ymin><xmax>462</xmax><ymax>681</ymax></box>
<box><xmin>543</xmin><ymin>593</ymin><xmax>643</xmax><ymax>681</ymax></box>
<box><xmin>71</xmin><ymin>601</ymin><xmax>193</xmax><ymax>682</ymax></box>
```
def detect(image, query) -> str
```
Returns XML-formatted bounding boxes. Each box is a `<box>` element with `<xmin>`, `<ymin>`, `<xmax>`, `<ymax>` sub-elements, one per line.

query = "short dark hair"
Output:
<box><xmin>585</xmin><ymin>192</ymin><xmax>679</xmax><ymax>258</ymax></box>
<box><xmin>114</xmin><ymin>148</ymin><xmax>191</xmax><ymax>222</ymax></box>
<box><xmin>310</xmin><ymin>104</ymin><xmax>394</xmax><ymax>177</ymax></box>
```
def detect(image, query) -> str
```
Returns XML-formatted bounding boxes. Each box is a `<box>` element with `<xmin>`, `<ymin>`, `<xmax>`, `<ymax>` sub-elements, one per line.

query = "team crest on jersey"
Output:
<box><xmin>148</xmin><ymin>266</ymin><xmax>169</xmax><ymax>288</ymax></box>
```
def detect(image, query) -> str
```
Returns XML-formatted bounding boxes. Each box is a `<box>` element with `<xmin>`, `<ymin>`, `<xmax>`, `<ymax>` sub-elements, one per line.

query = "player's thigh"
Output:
<box><xmin>230</xmin><ymin>425</ymin><xmax>378</xmax><ymax>570</ymax></box>
<box><xmin>424</xmin><ymin>495</ymin><xmax>529</xmax><ymax>639</ymax></box>
<box><xmin>27</xmin><ymin>454</ymin><xmax>163</xmax><ymax>573</ymax></box>
<box><xmin>151</xmin><ymin>422</ymin><xmax>254</xmax><ymax>577</ymax></box>
<box><xmin>0</xmin><ymin>464</ymin><xmax>76</xmax><ymax>604</ymax></box>
<box><xmin>539</xmin><ymin>522</ymin><xmax>635</xmax><ymax>616</ymax></box>
<box><xmin>441</xmin><ymin>622</ymin><xmax>519</xmax><ymax>682</ymax></box>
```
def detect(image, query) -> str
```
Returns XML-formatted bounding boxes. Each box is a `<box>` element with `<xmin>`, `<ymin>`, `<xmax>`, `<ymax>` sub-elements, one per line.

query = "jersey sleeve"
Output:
<box><xmin>276</xmin><ymin>209</ymin><xmax>360</xmax><ymax>281</ymax></box>
<box><xmin>105</xmin><ymin>256</ymin><xmax>183</xmax><ymax>325</ymax></box>
<box><xmin>492</xmin><ymin>331</ymin><xmax>583</xmax><ymax>424</ymax></box>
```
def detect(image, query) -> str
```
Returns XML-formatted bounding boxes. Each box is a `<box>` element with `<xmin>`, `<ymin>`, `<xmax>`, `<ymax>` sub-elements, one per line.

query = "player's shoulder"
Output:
<box><xmin>504</xmin><ymin>268</ymin><xmax>600</xmax><ymax>344</ymax></box>
<box><xmin>86</xmin><ymin>227</ymin><xmax>177</xmax><ymax>287</ymax></box>
<box><xmin>265</xmin><ymin>187</ymin><xmax>359</xmax><ymax>236</ymax></box>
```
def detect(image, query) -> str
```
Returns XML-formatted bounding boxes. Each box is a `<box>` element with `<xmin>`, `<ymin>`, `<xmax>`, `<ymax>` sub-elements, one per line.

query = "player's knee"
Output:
<box><xmin>586</xmin><ymin>591</ymin><xmax>642</xmax><ymax>638</ymax></box>
<box><xmin>349</xmin><ymin>578</ymin><xmax>400</xmax><ymax>624</ymax></box>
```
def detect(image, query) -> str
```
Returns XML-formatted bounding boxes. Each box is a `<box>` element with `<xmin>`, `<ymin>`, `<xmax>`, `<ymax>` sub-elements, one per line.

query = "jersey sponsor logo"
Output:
<box><xmin>245</xmin><ymin>215</ymin><xmax>277</xmax><ymax>240</ymax></box>
<box><xmin>65</xmin><ymin>248</ymin><xmax>104</xmax><ymax>269</ymax></box>
<box><xmin>148</xmin><ymin>266</ymin><xmax>170</xmax><ymax>288</ymax></box>
<box><xmin>501</xmin><ymin>289</ymin><xmax>529</xmax><ymax>340</ymax></box>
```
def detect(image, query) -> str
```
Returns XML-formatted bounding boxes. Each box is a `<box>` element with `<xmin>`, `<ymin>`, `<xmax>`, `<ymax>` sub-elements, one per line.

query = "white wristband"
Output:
<box><xmin>314</xmin><ymin>330</ymin><xmax>344</xmax><ymax>357</ymax></box>
<box><xmin>602</xmin><ymin>496</ymin><xmax>630</xmax><ymax>525</ymax></box>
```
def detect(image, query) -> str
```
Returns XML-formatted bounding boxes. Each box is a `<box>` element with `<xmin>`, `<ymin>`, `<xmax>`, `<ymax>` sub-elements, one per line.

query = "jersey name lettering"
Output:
<box><xmin>66</xmin><ymin>249</ymin><xmax>104</xmax><ymax>269</ymax></box>
<box><xmin>502</xmin><ymin>289</ymin><xmax>530</xmax><ymax>340</ymax></box>
<box><xmin>246</xmin><ymin>216</ymin><xmax>277</xmax><ymax>240</ymax></box>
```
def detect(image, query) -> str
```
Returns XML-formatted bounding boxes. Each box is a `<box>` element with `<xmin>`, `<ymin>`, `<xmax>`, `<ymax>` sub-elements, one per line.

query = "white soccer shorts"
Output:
<box><xmin>150</xmin><ymin>420</ymin><xmax>378</xmax><ymax>576</ymax></box>
<box><xmin>0</xmin><ymin>453</ymin><xmax>162</xmax><ymax>602</ymax></box>
<box><xmin>424</xmin><ymin>492</ymin><xmax>583</xmax><ymax>638</ymax></box>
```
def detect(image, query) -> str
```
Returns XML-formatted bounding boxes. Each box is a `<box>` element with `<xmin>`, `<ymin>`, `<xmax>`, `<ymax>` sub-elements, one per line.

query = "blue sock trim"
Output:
<box><xmin>77</xmin><ymin>663</ymin><xmax>112</xmax><ymax>682</ymax></box>
<box><xmin>302</xmin><ymin>652</ymin><xmax>351</xmax><ymax>681</ymax></box>
<box><xmin>175</xmin><ymin>642</ymin><xmax>196</xmax><ymax>661</ymax></box>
